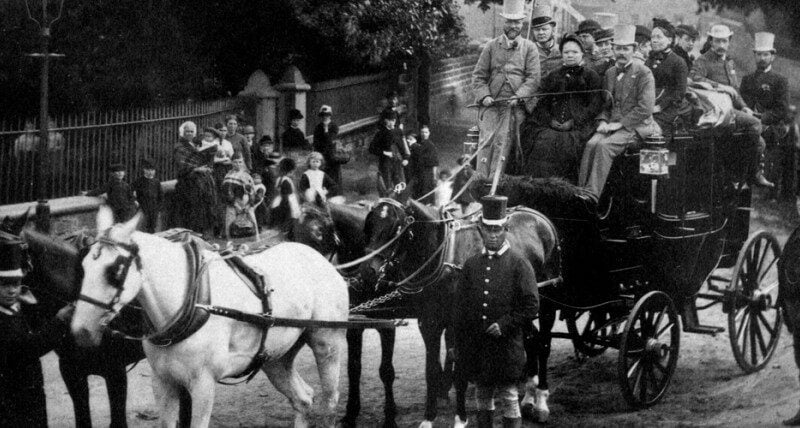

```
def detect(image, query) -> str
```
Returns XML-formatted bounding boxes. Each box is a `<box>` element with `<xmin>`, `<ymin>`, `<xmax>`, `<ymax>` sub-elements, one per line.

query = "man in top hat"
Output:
<box><xmin>674</xmin><ymin>24</ymin><xmax>699</xmax><ymax>69</ymax></box>
<box><xmin>590</xmin><ymin>26</ymin><xmax>616</xmax><ymax>78</ymax></box>
<box><xmin>0</xmin><ymin>239</ymin><xmax>74</xmax><ymax>427</ymax></box>
<box><xmin>471</xmin><ymin>0</ymin><xmax>540</xmax><ymax>179</ymax></box>
<box><xmin>579</xmin><ymin>24</ymin><xmax>660</xmax><ymax>198</ymax></box>
<box><xmin>530</xmin><ymin>4</ymin><xmax>562</xmax><ymax>80</ymax></box>
<box><xmin>576</xmin><ymin>19</ymin><xmax>602</xmax><ymax>64</ymax></box>
<box><xmin>741</xmin><ymin>32</ymin><xmax>794</xmax><ymax>198</ymax></box>
<box><xmin>453</xmin><ymin>195</ymin><xmax>539</xmax><ymax>428</ymax></box>
<box><xmin>690</xmin><ymin>24</ymin><xmax>774</xmax><ymax>187</ymax></box>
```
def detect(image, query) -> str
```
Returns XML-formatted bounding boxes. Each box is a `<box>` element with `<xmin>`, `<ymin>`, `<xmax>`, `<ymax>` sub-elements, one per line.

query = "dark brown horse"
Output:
<box><xmin>356</xmin><ymin>196</ymin><xmax>560</xmax><ymax>426</ymax></box>
<box><xmin>1</xmin><ymin>224</ymin><xmax>145</xmax><ymax>428</ymax></box>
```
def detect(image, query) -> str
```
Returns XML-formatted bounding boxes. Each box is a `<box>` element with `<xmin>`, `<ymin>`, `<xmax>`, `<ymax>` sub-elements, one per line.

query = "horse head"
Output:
<box><xmin>360</xmin><ymin>198</ymin><xmax>413</xmax><ymax>288</ymax></box>
<box><xmin>72</xmin><ymin>206</ymin><xmax>143</xmax><ymax>347</ymax></box>
<box><xmin>293</xmin><ymin>198</ymin><xmax>339</xmax><ymax>257</ymax></box>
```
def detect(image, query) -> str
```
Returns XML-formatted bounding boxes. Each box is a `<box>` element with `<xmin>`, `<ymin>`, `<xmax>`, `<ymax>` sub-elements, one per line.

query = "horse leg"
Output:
<box><xmin>341</xmin><ymin>329</ymin><xmax>363</xmax><ymax>428</ymax></box>
<box><xmin>263</xmin><ymin>340</ymin><xmax>314</xmax><ymax>428</ymax></box>
<box><xmin>151</xmin><ymin>375</ymin><xmax>183</xmax><ymax>428</ymax></box>
<box><xmin>59</xmin><ymin>362</ymin><xmax>92</xmax><ymax>428</ymax></box>
<box><xmin>532</xmin><ymin>307</ymin><xmax>555</xmax><ymax>423</ymax></box>
<box><xmin>379</xmin><ymin>328</ymin><xmax>398</xmax><ymax>428</ymax></box>
<box><xmin>187</xmin><ymin>373</ymin><xmax>217</xmax><ymax>428</ymax></box>
<box><xmin>307</xmin><ymin>328</ymin><xmax>345</xmax><ymax>428</ymax></box>
<box><xmin>418</xmin><ymin>318</ymin><xmax>444</xmax><ymax>428</ymax></box>
<box><xmin>103</xmin><ymin>365</ymin><xmax>129</xmax><ymax>428</ymax></box>
<box><xmin>521</xmin><ymin>321</ymin><xmax>540</xmax><ymax>418</ymax></box>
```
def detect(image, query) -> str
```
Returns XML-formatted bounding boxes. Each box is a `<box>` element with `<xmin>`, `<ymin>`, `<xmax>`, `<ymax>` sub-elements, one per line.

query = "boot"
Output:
<box><xmin>477</xmin><ymin>410</ymin><xmax>494</xmax><ymax>428</ymax></box>
<box><xmin>502</xmin><ymin>417</ymin><xmax>522</xmax><ymax>428</ymax></box>
<box><xmin>785</xmin><ymin>408</ymin><xmax>800</xmax><ymax>426</ymax></box>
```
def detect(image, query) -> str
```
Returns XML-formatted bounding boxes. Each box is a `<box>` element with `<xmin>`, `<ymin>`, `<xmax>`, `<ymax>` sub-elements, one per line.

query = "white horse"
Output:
<box><xmin>71</xmin><ymin>206</ymin><xmax>348</xmax><ymax>427</ymax></box>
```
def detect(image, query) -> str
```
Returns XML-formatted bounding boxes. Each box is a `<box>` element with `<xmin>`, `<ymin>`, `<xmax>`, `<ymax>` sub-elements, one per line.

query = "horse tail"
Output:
<box><xmin>779</xmin><ymin>225</ymin><xmax>800</xmax><ymax>333</ymax></box>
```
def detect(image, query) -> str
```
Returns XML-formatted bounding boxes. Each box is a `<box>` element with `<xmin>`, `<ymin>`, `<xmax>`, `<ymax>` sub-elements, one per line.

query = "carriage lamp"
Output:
<box><xmin>639</xmin><ymin>135</ymin><xmax>670</xmax><ymax>176</ymax></box>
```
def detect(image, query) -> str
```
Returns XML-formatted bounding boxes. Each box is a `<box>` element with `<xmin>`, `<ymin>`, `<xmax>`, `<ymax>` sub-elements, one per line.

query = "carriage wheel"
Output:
<box><xmin>726</xmin><ymin>230</ymin><xmax>783</xmax><ymax>373</ymax></box>
<box><xmin>618</xmin><ymin>291</ymin><xmax>680</xmax><ymax>408</ymax></box>
<box><xmin>566</xmin><ymin>309</ymin><xmax>619</xmax><ymax>357</ymax></box>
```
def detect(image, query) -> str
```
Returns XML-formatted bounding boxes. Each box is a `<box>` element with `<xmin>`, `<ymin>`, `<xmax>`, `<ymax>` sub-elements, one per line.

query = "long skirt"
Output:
<box><xmin>522</xmin><ymin>125</ymin><xmax>593</xmax><ymax>183</ymax></box>
<box><xmin>174</xmin><ymin>170</ymin><xmax>217</xmax><ymax>235</ymax></box>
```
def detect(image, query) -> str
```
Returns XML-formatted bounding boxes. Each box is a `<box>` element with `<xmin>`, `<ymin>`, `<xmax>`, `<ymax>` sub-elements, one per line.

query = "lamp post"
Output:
<box><xmin>24</xmin><ymin>0</ymin><xmax>65</xmax><ymax>233</ymax></box>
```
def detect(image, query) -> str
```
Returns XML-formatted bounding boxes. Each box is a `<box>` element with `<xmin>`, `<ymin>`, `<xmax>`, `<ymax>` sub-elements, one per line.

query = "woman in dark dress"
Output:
<box><xmin>312</xmin><ymin>105</ymin><xmax>342</xmax><ymax>185</ymax></box>
<box><xmin>522</xmin><ymin>34</ymin><xmax>603</xmax><ymax>182</ymax></box>
<box><xmin>173</xmin><ymin>122</ymin><xmax>218</xmax><ymax>238</ymax></box>
<box><xmin>645</xmin><ymin>19</ymin><xmax>688</xmax><ymax>139</ymax></box>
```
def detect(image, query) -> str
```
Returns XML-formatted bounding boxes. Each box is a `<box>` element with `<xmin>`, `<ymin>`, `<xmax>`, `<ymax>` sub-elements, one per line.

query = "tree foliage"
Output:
<box><xmin>0</xmin><ymin>0</ymin><xmax>469</xmax><ymax>117</ymax></box>
<box><xmin>697</xmin><ymin>0</ymin><xmax>800</xmax><ymax>43</ymax></box>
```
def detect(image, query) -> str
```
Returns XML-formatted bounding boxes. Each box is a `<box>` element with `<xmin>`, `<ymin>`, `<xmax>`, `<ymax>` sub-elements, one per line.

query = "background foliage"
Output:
<box><xmin>0</xmin><ymin>0</ymin><xmax>468</xmax><ymax>117</ymax></box>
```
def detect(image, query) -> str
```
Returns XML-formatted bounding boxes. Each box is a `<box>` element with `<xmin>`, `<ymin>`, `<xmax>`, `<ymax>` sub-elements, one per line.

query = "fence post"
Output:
<box><xmin>276</xmin><ymin>66</ymin><xmax>311</xmax><ymax>151</ymax></box>
<box><xmin>239</xmin><ymin>70</ymin><xmax>280</xmax><ymax>143</ymax></box>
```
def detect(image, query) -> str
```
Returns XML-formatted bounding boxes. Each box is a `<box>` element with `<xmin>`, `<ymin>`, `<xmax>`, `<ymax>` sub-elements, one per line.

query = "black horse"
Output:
<box><xmin>1</xmin><ymin>223</ymin><xmax>146</xmax><ymax>428</ymax></box>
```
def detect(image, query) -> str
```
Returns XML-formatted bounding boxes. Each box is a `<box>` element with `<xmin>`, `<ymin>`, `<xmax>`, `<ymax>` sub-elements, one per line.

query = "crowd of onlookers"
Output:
<box><xmin>83</xmin><ymin>91</ymin><xmax>443</xmax><ymax>241</ymax></box>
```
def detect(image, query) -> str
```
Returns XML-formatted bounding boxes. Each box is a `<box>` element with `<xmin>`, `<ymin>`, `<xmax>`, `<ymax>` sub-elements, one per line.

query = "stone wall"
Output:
<box><xmin>429</xmin><ymin>54</ymin><xmax>480</xmax><ymax>127</ymax></box>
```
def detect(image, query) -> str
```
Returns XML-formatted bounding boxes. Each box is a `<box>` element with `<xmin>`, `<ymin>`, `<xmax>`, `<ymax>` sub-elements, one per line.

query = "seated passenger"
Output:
<box><xmin>690</xmin><ymin>24</ymin><xmax>773</xmax><ymax>187</ymax></box>
<box><xmin>645</xmin><ymin>18</ymin><xmax>688</xmax><ymax>139</ymax></box>
<box><xmin>524</xmin><ymin>34</ymin><xmax>603</xmax><ymax>183</ymax></box>
<box><xmin>579</xmin><ymin>24</ymin><xmax>660</xmax><ymax>198</ymax></box>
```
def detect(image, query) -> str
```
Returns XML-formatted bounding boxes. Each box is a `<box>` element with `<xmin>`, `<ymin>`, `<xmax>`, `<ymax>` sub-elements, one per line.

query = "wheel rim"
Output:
<box><xmin>618</xmin><ymin>291</ymin><xmax>680</xmax><ymax>408</ymax></box>
<box><xmin>567</xmin><ymin>309</ymin><xmax>619</xmax><ymax>357</ymax></box>
<box><xmin>727</xmin><ymin>231</ymin><xmax>783</xmax><ymax>373</ymax></box>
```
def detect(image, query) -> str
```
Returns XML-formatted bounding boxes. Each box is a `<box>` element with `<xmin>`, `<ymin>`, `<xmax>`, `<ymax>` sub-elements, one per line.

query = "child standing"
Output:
<box><xmin>222</xmin><ymin>154</ymin><xmax>258</xmax><ymax>240</ymax></box>
<box><xmin>409</xmin><ymin>125</ymin><xmax>439</xmax><ymax>203</ymax></box>
<box><xmin>300</xmin><ymin>151</ymin><xmax>342</xmax><ymax>204</ymax></box>
<box><xmin>132</xmin><ymin>159</ymin><xmax>163</xmax><ymax>233</ymax></box>
<box><xmin>269</xmin><ymin>158</ymin><xmax>301</xmax><ymax>231</ymax></box>
<box><xmin>87</xmin><ymin>163</ymin><xmax>138</xmax><ymax>222</ymax></box>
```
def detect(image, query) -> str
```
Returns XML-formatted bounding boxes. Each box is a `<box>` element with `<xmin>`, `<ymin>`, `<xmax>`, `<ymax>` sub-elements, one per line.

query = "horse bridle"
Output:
<box><xmin>363</xmin><ymin>199</ymin><xmax>412</xmax><ymax>288</ymax></box>
<box><xmin>76</xmin><ymin>231</ymin><xmax>141</xmax><ymax>315</ymax></box>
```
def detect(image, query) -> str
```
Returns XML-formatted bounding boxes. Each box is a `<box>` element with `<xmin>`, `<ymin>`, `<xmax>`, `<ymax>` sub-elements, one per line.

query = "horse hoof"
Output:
<box><xmin>533</xmin><ymin>408</ymin><xmax>550</xmax><ymax>424</ymax></box>
<box><xmin>533</xmin><ymin>388</ymin><xmax>550</xmax><ymax>423</ymax></box>
<box><xmin>454</xmin><ymin>415</ymin><xmax>469</xmax><ymax>428</ymax></box>
<box><xmin>419</xmin><ymin>420</ymin><xmax>433</xmax><ymax>428</ymax></box>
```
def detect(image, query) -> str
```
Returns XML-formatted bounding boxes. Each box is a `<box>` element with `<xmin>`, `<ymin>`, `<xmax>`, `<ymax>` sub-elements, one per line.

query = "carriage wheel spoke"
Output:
<box><xmin>754</xmin><ymin>245</ymin><xmax>771</xmax><ymax>283</ymax></box>
<box><xmin>752</xmin><ymin>315</ymin><xmax>768</xmax><ymax>357</ymax></box>
<box><xmin>736</xmin><ymin>308</ymin><xmax>751</xmax><ymax>344</ymax></box>
<box><xmin>750</xmin><ymin>314</ymin><xmax>758</xmax><ymax>364</ymax></box>
<box><xmin>652</xmin><ymin>305</ymin><xmax>668</xmax><ymax>337</ymax></box>
<box><xmin>757</xmin><ymin>312</ymin><xmax>776</xmax><ymax>337</ymax></box>
<box><xmin>758</xmin><ymin>256</ymin><xmax>778</xmax><ymax>284</ymax></box>
<box><xmin>627</xmin><ymin>358</ymin><xmax>642</xmax><ymax>379</ymax></box>
<box><xmin>639</xmin><ymin>362</ymin><xmax>650</xmax><ymax>402</ymax></box>
<box><xmin>747</xmin><ymin>241</ymin><xmax>761</xmax><ymax>281</ymax></box>
<box><xmin>654</xmin><ymin>359</ymin><xmax>669</xmax><ymax>375</ymax></box>
<box><xmin>656</xmin><ymin>321</ymin><xmax>675</xmax><ymax>339</ymax></box>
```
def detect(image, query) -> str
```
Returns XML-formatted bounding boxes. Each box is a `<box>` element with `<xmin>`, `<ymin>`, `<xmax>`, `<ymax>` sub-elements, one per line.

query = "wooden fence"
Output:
<box><xmin>0</xmin><ymin>98</ymin><xmax>241</xmax><ymax>204</ymax></box>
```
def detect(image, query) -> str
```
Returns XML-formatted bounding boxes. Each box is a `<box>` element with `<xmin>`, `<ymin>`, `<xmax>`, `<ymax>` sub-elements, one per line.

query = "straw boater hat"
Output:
<box><xmin>500</xmin><ymin>0</ymin><xmax>527</xmax><ymax>20</ymax></box>
<box><xmin>480</xmin><ymin>195</ymin><xmax>508</xmax><ymax>226</ymax></box>
<box><xmin>530</xmin><ymin>3</ymin><xmax>556</xmax><ymax>28</ymax></box>
<box><xmin>753</xmin><ymin>32</ymin><xmax>776</xmax><ymax>53</ymax></box>
<box><xmin>0</xmin><ymin>239</ymin><xmax>25</xmax><ymax>279</ymax></box>
<box><xmin>707</xmin><ymin>24</ymin><xmax>733</xmax><ymax>39</ymax></box>
<box><xmin>612</xmin><ymin>24</ymin><xmax>637</xmax><ymax>46</ymax></box>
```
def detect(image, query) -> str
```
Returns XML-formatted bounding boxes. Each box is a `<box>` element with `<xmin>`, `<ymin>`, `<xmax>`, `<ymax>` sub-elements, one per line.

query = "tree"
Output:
<box><xmin>697</xmin><ymin>0</ymin><xmax>800</xmax><ymax>43</ymax></box>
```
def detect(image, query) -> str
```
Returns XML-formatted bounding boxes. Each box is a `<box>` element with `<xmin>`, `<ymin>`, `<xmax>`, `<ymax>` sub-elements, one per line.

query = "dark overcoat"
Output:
<box><xmin>454</xmin><ymin>244</ymin><xmax>539</xmax><ymax>385</ymax></box>
<box><xmin>0</xmin><ymin>298</ymin><xmax>69</xmax><ymax>428</ymax></box>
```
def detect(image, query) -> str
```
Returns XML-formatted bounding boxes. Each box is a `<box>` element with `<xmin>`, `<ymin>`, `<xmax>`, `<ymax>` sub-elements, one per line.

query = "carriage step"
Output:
<box><xmin>683</xmin><ymin>324</ymin><xmax>725</xmax><ymax>335</ymax></box>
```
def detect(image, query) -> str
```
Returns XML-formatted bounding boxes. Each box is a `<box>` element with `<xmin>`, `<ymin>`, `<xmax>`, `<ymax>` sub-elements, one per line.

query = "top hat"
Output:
<box><xmin>593</xmin><ymin>12</ymin><xmax>618</xmax><ymax>29</ymax></box>
<box><xmin>593</xmin><ymin>28</ymin><xmax>615</xmax><ymax>43</ymax></box>
<box><xmin>530</xmin><ymin>3</ymin><xmax>555</xmax><ymax>28</ymax></box>
<box><xmin>0</xmin><ymin>239</ymin><xmax>25</xmax><ymax>278</ymax></box>
<box><xmin>500</xmin><ymin>0</ymin><xmax>527</xmax><ymax>20</ymax></box>
<box><xmin>288</xmin><ymin>109</ymin><xmax>304</xmax><ymax>121</ymax></box>
<box><xmin>109</xmin><ymin>163</ymin><xmax>125</xmax><ymax>172</ymax></box>
<box><xmin>707</xmin><ymin>24</ymin><xmax>733</xmax><ymax>39</ymax></box>
<box><xmin>318</xmin><ymin>105</ymin><xmax>333</xmax><ymax>116</ymax></box>
<box><xmin>242</xmin><ymin>125</ymin><xmax>256</xmax><ymax>135</ymax></box>
<box><xmin>675</xmin><ymin>24</ymin><xmax>699</xmax><ymax>39</ymax></box>
<box><xmin>480</xmin><ymin>195</ymin><xmax>508</xmax><ymax>226</ymax></box>
<box><xmin>635</xmin><ymin>25</ymin><xmax>651</xmax><ymax>42</ymax></box>
<box><xmin>612</xmin><ymin>24</ymin><xmax>637</xmax><ymax>46</ymax></box>
<box><xmin>576</xmin><ymin>19</ymin><xmax>601</xmax><ymax>36</ymax></box>
<box><xmin>753</xmin><ymin>32</ymin><xmax>776</xmax><ymax>52</ymax></box>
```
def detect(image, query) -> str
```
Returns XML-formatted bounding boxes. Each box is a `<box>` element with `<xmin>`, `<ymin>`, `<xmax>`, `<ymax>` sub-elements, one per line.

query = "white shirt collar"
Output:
<box><xmin>482</xmin><ymin>240</ymin><xmax>510</xmax><ymax>256</ymax></box>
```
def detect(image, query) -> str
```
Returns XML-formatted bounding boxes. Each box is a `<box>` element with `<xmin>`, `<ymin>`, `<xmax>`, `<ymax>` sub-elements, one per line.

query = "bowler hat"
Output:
<box><xmin>109</xmin><ymin>163</ymin><xmax>125</xmax><ymax>172</ymax></box>
<box><xmin>242</xmin><ymin>125</ymin><xmax>256</xmax><ymax>135</ymax></box>
<box><xmin>141</xmin><ymin>158</ymin><xmax>156</xmax><ymax>170</ymax></box>
<box><xmin>753</xmin><ymin>32</ymin><xmax>776</xmax><ymax>53</ymax></box>
<box><xmin>675</xmin><ymin>24</ymin><xmax>699</xmax><ymax>39</ymax></box>
<box><xmin>288</xmin><ymin>109</ymin><xmax>304</xmax><ymax>121</ymax></box>
<box><xmin>612</xmin><ymin>24</ymin><xmax>637</xmax><ymax>46</ymax></box>
<box><xmin>480</xmin><ymin>195</ymin><xmax>508</xmax><ymax>226</ymax></box>
<box><xmin>576</xmin><ymin>19</ymin><xmax>601</xmax><ymax>36</ymax></box>
<box><xmin>0</xmin><ymin>239</ymin><xmax>25</xmax><ymax>278</ymax></box>
<box><xmin>594</xmin><ymin>28</ymin><xmax>614</xmax><ymax>43</ymax></box>
<box><xmin>381</xmin><ymin>108</ymin><xmax>399</xmax><ymax>121</ymax></box>
<box><xmin>635</xmin><ymin>25</ymin><xmax>651</xmax><ymax>42</ymax></box>
<box><xmin>500</xmin><ymin>0</ymin><xmax>527</xmax><ymax>20</ymax></box>
<box><xmin>531</xmin><ymin>4</ymin><xmax>556</xmax><ymax>28</ymax></box>
<box><xmin>707</xmin><ymin>24</ymin><xmax>733</xmax><ymax>39</ymax></box>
